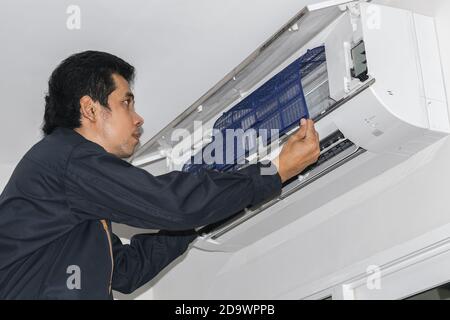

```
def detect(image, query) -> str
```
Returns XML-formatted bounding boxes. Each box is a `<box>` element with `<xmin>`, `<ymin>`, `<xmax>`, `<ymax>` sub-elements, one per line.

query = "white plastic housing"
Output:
<box><xmin>330</xmin><ymin>3</ymin><xmax>449</xmax><ymax>157</ymax></box>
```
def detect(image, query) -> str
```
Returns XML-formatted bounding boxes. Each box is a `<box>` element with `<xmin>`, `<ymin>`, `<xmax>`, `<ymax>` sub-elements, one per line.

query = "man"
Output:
<box><xmin>0</xmin><ymin>51</ymin><xmax>320</xmax><ymax>299</ymax></box>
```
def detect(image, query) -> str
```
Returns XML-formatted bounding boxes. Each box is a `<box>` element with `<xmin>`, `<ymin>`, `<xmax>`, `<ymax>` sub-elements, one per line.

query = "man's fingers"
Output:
<box><xmin>293</xmin><ymin>119</ymin><xmax>318</xmax><ymax>142</ymax></box>
<box><xmin>303</xmin><ymin>119</ymin><xmax>316</xmax><ymax>139</ymax></box>
<box><xmin>295</xmin><ymin>118</ymin><xmax>307</xmax><ymax>139</ymax></box>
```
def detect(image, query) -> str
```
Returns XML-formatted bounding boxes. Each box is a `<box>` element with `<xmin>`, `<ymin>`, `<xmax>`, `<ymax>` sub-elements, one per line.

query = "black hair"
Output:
<box><xmin>42</xmin><ymin>50</ymin><xmax>135</xmax><ymax>135</ymax></box>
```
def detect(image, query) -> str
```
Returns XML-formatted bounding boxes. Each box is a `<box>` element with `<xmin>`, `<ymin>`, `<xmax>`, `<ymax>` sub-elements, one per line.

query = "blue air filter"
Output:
<box><xmin>183</xmin><ymin>46</ymin><xmax>326</xmax><ymax>173</ymax></box>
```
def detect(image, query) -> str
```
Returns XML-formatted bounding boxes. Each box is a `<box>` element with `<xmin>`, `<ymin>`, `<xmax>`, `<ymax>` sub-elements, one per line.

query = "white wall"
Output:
<box><xmin>129</xmin><ymin>0</ymin><xmax>450</xmax><ymax>300</ymax></box>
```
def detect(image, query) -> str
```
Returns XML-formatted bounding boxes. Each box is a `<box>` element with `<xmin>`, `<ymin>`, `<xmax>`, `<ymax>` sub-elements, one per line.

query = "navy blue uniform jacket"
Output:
<box><xmin>0</xmin><ymin>127</ymin><xmax>282</xmax><ymax>299</ymax></box>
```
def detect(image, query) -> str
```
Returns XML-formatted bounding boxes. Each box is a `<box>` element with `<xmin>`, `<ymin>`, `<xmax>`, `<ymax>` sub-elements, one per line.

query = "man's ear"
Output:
<box><xmin>79</xmin><ymin>95</ymin><xmax>97</xmax><ymax>122</ymax></box>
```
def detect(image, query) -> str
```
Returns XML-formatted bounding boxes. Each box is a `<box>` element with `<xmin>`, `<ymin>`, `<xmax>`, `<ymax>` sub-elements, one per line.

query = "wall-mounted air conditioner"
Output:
<box><xmin>130</xmin><ymin>0</ymin><xmax>449</xmax><ymax>252</ymax></box>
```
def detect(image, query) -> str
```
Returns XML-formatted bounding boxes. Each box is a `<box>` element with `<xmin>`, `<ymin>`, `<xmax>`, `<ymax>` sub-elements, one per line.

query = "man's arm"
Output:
<box><xmin>64</xmin><ymin>146</ymin><xmax>282</xmax><ymax>230</ymax></box>
<box><xmin>64</xmin><ymin>119</ymin><xmax>319</xmax><ymax>230</ymax></box>
<box><xmin>110</xmin><ymin>231</ymin><xmax>197</xmax><ymax>294</ymax></box>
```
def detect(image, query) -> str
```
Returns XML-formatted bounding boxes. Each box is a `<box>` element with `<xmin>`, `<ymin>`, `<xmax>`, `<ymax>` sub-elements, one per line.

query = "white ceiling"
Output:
<box><xmin>0</xmin><ymin>0</ymin><xmax>321</xmax><ymax>166</ymax></box>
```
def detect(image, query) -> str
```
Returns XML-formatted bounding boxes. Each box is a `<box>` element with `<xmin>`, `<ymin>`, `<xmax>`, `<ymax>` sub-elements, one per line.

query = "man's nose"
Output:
<box><xmin>134</xmin><ymin>112</ymin><xmax>144</xmax><ymax>127</ymax></box>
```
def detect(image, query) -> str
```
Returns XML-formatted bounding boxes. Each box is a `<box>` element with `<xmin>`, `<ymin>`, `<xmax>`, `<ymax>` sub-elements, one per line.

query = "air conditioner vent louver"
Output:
<box><xmin>198</xmin><ymin>130</ymin><xmax>365</xmax><ymax>239</ymax></box>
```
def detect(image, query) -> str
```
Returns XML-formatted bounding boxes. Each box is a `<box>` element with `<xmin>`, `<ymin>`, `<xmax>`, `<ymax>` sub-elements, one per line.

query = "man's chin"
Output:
<box><xmin>125</xmin><ymin>149</ymin><xmax>136</xmax><ymax>159</ymax></box>
<box><xmin>114</xmin><ymin>140</ymin><xmax>140</xmax><ymax>159</ymax></box>
<box><xmin>115</xmin><ymin>147</ymin><xmax>136</xmax><ymax>159</ymax></box>
<box><xmin>119</xmin><ymin>154</ymin><xmax>132</xmax><ymax>159</ymax></box>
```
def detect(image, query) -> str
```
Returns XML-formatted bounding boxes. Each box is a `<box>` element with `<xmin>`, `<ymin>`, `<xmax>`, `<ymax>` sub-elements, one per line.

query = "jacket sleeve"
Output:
<box><xmin>64</xmin><ymin>141</ymin><xmax>282</xmax><ymax>230</ymax></box>
<box><xmin>110</xmin><ymin>230</ymin><xmax>197</xmax><ymax>294</ymax></box>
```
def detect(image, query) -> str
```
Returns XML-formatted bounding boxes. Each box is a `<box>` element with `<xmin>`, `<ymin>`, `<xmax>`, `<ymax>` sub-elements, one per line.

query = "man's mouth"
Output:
<box><xmin>132</xmin><ymin>133</ymin><xmax>141</xmax><ymax>141</ymax></box>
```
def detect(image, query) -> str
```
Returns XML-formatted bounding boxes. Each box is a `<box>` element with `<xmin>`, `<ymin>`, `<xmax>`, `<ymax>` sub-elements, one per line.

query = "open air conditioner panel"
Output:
<box><xmin>130</xmin><ymin>0</ymin><xmax>358</xmax><ymax>165</ymax></box>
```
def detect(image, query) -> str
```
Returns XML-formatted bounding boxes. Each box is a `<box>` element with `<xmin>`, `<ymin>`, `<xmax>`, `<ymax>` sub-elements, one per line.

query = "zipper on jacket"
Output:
<box><xmin>100</xmin><ymin>219</ymin><xmax>114</xmax><ymax>294</ymax></box>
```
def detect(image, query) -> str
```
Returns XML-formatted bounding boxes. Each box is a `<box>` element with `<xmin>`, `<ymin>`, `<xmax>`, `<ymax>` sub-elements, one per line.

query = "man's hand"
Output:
<box><xmin>273</xmin><ymin>118</ymin><xmax>320</xmax><ymax>183</ymax></box>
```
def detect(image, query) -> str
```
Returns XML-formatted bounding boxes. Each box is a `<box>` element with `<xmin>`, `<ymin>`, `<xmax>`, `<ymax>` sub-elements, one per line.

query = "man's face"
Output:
<box><xmin>96</xmin><ymin>74</ymin><xmax>144</xmax><ymax>158</ymax></box>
